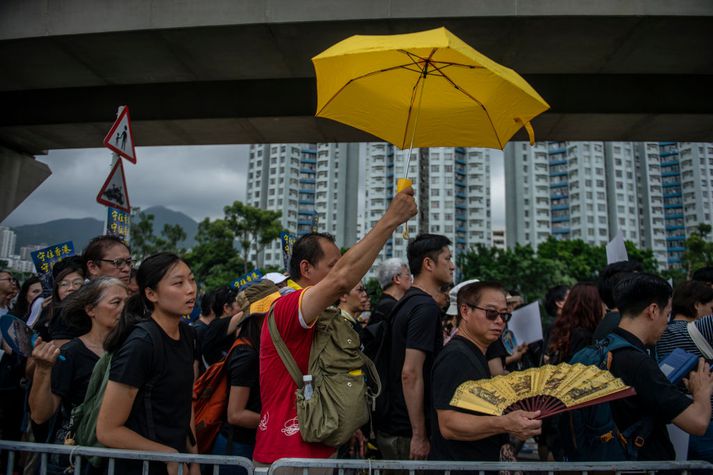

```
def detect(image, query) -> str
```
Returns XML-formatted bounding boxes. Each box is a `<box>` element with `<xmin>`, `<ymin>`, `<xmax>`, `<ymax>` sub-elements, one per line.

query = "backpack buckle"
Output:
<box><xmin>634</xmin><ymin>436</ymin><xmax>645</xmax><ymax>448</ymax></box>
<box><xmin>599</xmin><ymin>431</ymin><xmax>614</xmax><ymax>443</ymax></box>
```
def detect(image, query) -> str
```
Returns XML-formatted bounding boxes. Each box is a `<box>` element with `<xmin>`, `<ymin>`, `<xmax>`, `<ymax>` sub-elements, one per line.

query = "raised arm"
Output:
<box><xmin>300</xmin><ymin>188</ymin><xmax>417</xmax><ymax>324</ymax></box>
<box><xmin>28</xmin><ymin>338</ymin><xmax>62</xmax><ymax>424</ymax></box>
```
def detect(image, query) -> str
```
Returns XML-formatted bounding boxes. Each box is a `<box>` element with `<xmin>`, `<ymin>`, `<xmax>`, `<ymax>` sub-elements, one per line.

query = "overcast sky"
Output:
<box><xmin>1</xmin><ymin>145</ymin><xmax>505</xmax><ymax>228</ymax></box>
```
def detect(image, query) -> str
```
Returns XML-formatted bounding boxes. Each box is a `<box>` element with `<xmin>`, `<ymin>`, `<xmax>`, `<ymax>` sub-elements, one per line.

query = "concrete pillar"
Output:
<box><xmin>0</xmin><ymin>146</ymin><xmax>51</xmax><ymax>222</ymax></box>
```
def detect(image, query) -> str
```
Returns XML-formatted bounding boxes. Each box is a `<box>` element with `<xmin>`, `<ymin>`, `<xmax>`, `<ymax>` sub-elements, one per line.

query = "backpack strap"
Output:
<box><xmin>371</xmin><ymin>290</ymin><xmax>429</xmax><ymax>363</ymax></box>
<box><xmin>136</xmin><ymin>319</ymin><xmax>170</xmax><ymax>441</ymax></box>
<box><xmin>687</xmin><ymin>321</ymin><xmax>713</xmax><ymax>360</ymax></box>
<box><xmin>267</xmin><ymin>307</ymin><xmax>305</xmax><ymax>388</ymax></box>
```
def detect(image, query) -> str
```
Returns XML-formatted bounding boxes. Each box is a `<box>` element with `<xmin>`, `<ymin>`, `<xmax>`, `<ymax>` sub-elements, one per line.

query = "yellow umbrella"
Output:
<box><xmin>312</xmin><ymin>27</ymin><xmax>549</xmax><ymax>150</ymax></box>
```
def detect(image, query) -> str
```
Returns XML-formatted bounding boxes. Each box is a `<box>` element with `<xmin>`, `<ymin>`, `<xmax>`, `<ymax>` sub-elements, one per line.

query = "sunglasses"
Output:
<box><xmin>465</xmin><ymin>304</ymin><xmax>512</xmax><ymax>323</ymax></box>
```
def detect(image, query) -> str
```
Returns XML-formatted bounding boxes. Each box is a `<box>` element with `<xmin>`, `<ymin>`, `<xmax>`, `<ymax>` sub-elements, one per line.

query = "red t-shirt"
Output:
<box><xmin>254</xmin><ymin>288</ymin><xmax>335</xmax><ymax>463</ymax></box>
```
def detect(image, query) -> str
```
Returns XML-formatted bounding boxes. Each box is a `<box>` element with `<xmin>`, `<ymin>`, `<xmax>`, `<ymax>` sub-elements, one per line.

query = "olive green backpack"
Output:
<box><xmin>268</xmin><ymin>306</ymin><xmax>381</xmax><ymax>447</ymax></box>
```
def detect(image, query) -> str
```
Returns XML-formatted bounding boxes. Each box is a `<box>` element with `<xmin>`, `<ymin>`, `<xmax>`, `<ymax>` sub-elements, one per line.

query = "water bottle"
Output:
<box><xmin>303</xmin><ymin>375</ymin><xmax>314</xmax><ymax>401</ymax></box>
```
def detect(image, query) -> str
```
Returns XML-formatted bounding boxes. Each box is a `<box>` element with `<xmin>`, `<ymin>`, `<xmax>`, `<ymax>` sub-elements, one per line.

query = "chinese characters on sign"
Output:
<box><xmin>106</xmin><ymin>207</ymin><xmax>131</xmax><ymax>242</ymax></box>
<box><xmin>280</xmin><ymin>231</ymin><xmax>296</xmax><ymax>272</ymax></box>
<box><xmin>30</xmin><ymin>241</ymin><xmax>76</xmax><ymax>294</ymax></box>
<box><xmin>230</xmin><ymin>270</ymin><xmax>264</xmax><ymax>290</ymax></box>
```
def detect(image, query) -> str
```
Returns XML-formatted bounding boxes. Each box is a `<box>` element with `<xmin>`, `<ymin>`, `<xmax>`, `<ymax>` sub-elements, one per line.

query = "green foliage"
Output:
<box><xmin>458</xmin><ymin>238</ymin><xmax>661</xmax><ymax>304</ymax></box>
<box><xmin>365</xmin><ymin>277</ymin><xmax>383</xmax><ymax>309</ymax></box>
<box><xmin>683</xmin><ymin>224</ymin><xmax>713</xmax><ymax>276</ymax></box>
<box><xmin>223</xmin><ymin>201</ymin><xmax>283</xmax><ymax>275</ymax></box>
<box><xmin>183</xmin><ymin>218</ymin><xmax>245</xmax><ymax>290</ymax></box>
<box><xmin>129</xmin><ymin>212</ymin><xmax>187</xmax><ymax>261</ymax></box>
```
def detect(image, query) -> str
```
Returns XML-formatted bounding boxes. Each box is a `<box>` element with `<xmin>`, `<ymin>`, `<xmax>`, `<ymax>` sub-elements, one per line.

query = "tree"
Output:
<box><xmin>184</xmin><ymin>218</ymin><xmax>245</xmax><ymax>290</ymax></box>
<box><xmin>129</xmin><ymin>212</ymin><xmax>187</xmax><ymax>262</ymax></box>
<box><xmin>683</xmin><ymin>224</ymin><xmax>713</xmax><ymax>276</ymax></box>
<box><xmin>223</xmin><ymin>201</ymin><xmax>283</xmax><ymax>274</ymax></box>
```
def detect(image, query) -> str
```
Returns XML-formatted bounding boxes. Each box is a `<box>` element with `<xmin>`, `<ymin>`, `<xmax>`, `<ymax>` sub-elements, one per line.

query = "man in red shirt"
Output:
<box><xmin>255</xmin><ymin>187</ymin><xmax>417</xmax><ymax>466</ymax></box>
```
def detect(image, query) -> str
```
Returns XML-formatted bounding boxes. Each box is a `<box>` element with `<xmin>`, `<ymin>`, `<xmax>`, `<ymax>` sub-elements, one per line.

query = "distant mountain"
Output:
<box><xmin>13</xmin><ymin>217</ymin><xmax>103</xmax><ymax>250</ymax></box>
<box><xmin>11</xmin><ymin>206</ymin><xmax>198</xmax><ymax>252</ymax></box>
<box><xmin>140</xmin><ymin>206</ymin><xmax>198</xmax><ymax>248</ymax></box>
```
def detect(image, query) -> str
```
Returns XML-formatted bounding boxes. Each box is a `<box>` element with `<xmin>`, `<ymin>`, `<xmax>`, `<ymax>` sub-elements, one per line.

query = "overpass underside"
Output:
<box><xmin>1</xmin><ymin>2</ymin><xmax>713</xmax><ymax>154</ymax></box>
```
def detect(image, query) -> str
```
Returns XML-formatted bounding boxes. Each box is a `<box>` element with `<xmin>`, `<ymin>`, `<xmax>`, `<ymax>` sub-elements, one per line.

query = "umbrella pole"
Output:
<box><xmin>400</xmin><ymin>70</ymin><xmax>427</xmax><ymax>240</ymax></box>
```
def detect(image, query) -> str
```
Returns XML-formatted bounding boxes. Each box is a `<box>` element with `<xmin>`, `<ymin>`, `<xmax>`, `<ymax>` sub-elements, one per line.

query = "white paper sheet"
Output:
<box><xmin>606</xmin><ymin>231</ymin><xmax>629</xmax><ymax>264</ymax></box>
<box><xmin>508</xmin><ymin>301</ymin><xmax>543</xmax><ymax>345</ymax></box>
<box><xmin>667</xmin><ymin>424</ymin><xmax>689</xmax><ymax>461</ymax></box>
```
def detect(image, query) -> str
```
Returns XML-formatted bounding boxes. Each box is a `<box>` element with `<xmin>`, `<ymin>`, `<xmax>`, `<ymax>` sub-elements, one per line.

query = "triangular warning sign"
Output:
<box><xmin>103</xmin><ymin>106</ymin><xmax>137</xmax><ymax>163</ymax></box>
<box><xmin>97</xmin><ymin>159</ymin><xmax>131</xmax><ymax>213</ymax></box>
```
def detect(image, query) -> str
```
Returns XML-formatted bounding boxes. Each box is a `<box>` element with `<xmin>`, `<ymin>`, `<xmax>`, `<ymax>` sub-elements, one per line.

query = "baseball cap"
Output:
<box><xmin>446</xmin><ymin>279</ymin><xmax>480</xmax><ymax>316</ymax></box>
<box><xmin>235</xmin><ymin>280</ymin><xmax>281</xmax><ymax>317</ymax></box>
<box><xmin>263</xmin><ymin>272</ymin><xmax>288</xmax><ymax>285</ymax></box>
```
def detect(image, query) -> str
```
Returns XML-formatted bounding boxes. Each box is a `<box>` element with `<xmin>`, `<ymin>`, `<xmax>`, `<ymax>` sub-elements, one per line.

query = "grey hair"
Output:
<box><xmin>377</xmin><ymin>258</ymin><xmax>407</xmax><ymax>289</ymax></box>
<box><xmin>61</xmin><ymin>276</ymin><xmax>128</xmax><ymax>333</ymax></box>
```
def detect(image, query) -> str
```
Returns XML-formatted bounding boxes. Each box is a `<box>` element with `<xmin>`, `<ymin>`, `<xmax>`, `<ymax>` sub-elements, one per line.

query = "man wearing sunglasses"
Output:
<box><xmin>430</xmin><ymin>281</ymin><xmax>541</xmax><ymax>463</ymax></box>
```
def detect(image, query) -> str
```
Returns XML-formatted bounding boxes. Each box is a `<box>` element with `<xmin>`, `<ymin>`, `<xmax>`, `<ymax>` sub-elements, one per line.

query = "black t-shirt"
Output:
<box><xmin>202</xmin><ymin>317</ymin><xmax>235</xmax><ymax>366</ymax></box>
<box><xmin>593</xmin><ymin>311</ymin><xmax>620</xmax><ymax>340</ymax></box>
<box><xmin>52</xmin><ymin>338</ymin><xmax>99</xmax><ymax>412</ymax></box>
<box><xmin>608</xmin><ymin>328</ymin><xmax>693</xmax><ymax>461</ymax></box>
<box><xmin>220</xmin><ymin>344</ymin><xmax>260</xmax><ymax>445</ymax></box>
<box><xmin>49</xmin><ymin>308</ymin><xmax>84</xmax><ymax>341</ymax></box>
<box><xmin>386</xmin><ymin>287</ymin><xmax>443</xmax><ymax>437</ymax></box>
<box><xmin>110</xmin><ymin>320</ymin><xmax>195</xmax><ymax>454</ymax></box>
<box><xmin>430</xmin><ymin>336</ymin><xmax>505</xmax><ymax>461</ymax></box>
<box><xmin>486</xmin><ymin>338</ymin><xmax>508</xmax><ymax>365</ymax></box>
<box><xmin>568</xmin><ymin>327</ymin><xmax>594</xmax><ymax>361</ymax></box>
<box><xmin>369</xmin><ymin>294</ymin><xmax>398</xmax><ymax>326</ymax></box>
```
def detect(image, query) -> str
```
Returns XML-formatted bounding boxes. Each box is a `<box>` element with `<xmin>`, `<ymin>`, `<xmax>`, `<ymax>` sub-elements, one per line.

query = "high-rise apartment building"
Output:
<box><xmin>363</xmin><ymin>144</ymin><xmax>491</xmax><ymax>277</ymax></box>
<box><xmin>246</xmin><ymin>143</ymin><xmax>359</xmax><ymax>269</ymax></box>
<box><xmin>504</xmin><ymin>142</ymin><xmax>551</xmax><ymax>248</ymax></box>
<box><xmin>0</xmin><ymin>226</ymin><xmax>16</xmax><ymax>259</ymax></box>
<box><xmin>505</xmin><ymin>141</ymin><xmax>713</xmax><ymax>270</ymax></box>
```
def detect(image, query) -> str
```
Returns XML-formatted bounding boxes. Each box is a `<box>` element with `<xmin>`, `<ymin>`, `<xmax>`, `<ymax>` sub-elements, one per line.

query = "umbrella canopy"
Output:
<box><xmin>312</xmin><ymin>27</ymin><xmax>549</xmax><ymax>150</ymax></box>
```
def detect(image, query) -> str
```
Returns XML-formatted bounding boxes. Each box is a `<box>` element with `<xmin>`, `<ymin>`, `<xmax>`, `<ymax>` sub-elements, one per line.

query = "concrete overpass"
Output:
<box><xmin>1</xmin><ymin>1</ymin><xmax>713</xmax><ymax>219</ymax></box>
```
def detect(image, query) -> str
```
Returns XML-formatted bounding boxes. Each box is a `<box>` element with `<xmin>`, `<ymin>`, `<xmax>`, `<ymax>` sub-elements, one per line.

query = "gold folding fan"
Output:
<box><xmin>450</xmin><ymin>363</ymin><xmax>635</xmax><ymax>419</ymax></box>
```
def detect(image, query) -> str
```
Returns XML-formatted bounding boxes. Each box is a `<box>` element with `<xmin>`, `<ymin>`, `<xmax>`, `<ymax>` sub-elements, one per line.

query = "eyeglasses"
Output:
<box><xmin>58</xmin><ymin>279</ymin><xmax>84</xmax><ymax>290</ymax></box>
<box><xmin>466</xmin><ymin>304</ymin><xmax>512</xmax><ymax>323</ymax></box>
<box><xmin>97</xmin><ymin>257</ymin><xmax>133</xmax><ymax>269</ymax></box>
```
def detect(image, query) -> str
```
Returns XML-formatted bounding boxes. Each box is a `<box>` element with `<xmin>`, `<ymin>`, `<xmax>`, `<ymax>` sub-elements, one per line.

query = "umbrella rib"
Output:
<box><xmin>315</xmin><ymin>62</ymin><xmax>423</xmax><ymax>116</ymax></box>
<box><xmin>435</xmin><ymin>68</ymin><xmax>504</xmax><ymax>150</ymax></box>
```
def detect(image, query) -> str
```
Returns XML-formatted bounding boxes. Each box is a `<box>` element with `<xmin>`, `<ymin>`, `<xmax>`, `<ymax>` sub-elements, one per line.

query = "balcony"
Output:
<box><xmin>552</xmin><ymin>216</ymin><xmax>570</xmax><ymax>223</ymax></box>
<box><xmin>660</xmin><ymin>160</ymin><xmax>679</xmax><ymax>167</ymax></box>
<box><xmin>552</xmin><ymin>204</ymin><xmax>569</xmax><ymax>211</ymax></box>
<box><xmin>666</xmin><ymin>235</ymin><xmax>686</xmax><ymax>241</ymax></box>
<box><xmin>549</xmin><ymin>159</ymin><xmax>567</xmax><ymax>166</ymax></box>
<box><xmin>551</xmin><ymin>193</ymin><xmax>569</xmax><ymax>199</ymax></box>
<box><xmin>549</xmin><ymin>171</ymin><xmax>567</xmax><ymax>177</ymax></box>
<box><xmin>550</xmin><ymin>181</ymin><xmax>568</xmax><ymax>189</ymax></box>
<box><xmin>666</xmin><ymin>225</ymin><xmax>685</xmax><ymax>231</ymax></box>
<box><xmin>662</xmin><ymin>182</ymin><xmax>680</xmax><ymax>188</ymax></box>
<box><xmin>552</xmin><ymin>227</ymin><xmax>570</xmax><ymax>234</ymax></box>
<box><xmin>660</xmin><ymin>150</ymin><xmax>679</xmax><ymax>158</ymax></box>
<box><xmin>549</xmin><ymin>147</ymin><xmax>566</xmax><ymax>154</ymax></box>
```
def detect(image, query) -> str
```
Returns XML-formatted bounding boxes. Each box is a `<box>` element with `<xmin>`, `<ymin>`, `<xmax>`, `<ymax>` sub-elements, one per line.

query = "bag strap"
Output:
<box><xmin>267</xmin><ymin>307</ymin><xmax>304</xmax><ymax>388</ymax></box>
<box><xmin>687</xmin><ymin>321</ymin><xmax>713</xmax><ymax>360</ymax></box>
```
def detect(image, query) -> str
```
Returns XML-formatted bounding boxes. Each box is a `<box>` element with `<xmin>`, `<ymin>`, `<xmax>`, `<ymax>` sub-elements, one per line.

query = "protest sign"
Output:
<box><xmin>106</xmin><ymin>206</ymin><xmax>131</xmax><ymax>242</ymax></box>
<box><xmin>280</xmin><ymin>231</ymin><xmax>296</xmax><ymax>271</ymax></box>
<box><xmin>508</xmin><ymin>301</ymin><xmax>544</xmax><ymax>345</ymax></box>
<box><xmin>229</xmin><ymin>269</ymin><xmax>264</xmax><ymax>290</ymax></box>
<box><xmin>606</xmin><ymin>230</ymin><xmax>628</xmax><ymax>264</ymax></box>
<box><xmin>30</xmin><ymin>241</ymin><xmax>75</xmax><ymax>295</ymax></box>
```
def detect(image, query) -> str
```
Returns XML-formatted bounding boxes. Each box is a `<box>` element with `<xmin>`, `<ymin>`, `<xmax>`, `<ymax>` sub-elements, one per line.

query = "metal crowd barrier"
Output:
<box><xmin>0</xmin><ymin>441</ymin><xmax>253</xmax><ymax>475</ymax></box>
<box><xmin>268</xmin><ymin>457</ymin><xmax>713</xmax><ymax>475</ymax></box>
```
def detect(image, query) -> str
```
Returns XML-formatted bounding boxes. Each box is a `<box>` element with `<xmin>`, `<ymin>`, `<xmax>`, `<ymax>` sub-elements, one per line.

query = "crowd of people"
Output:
<box><xmin>1</xmin><ymin>186</ymin><xmax>713</xmax><ymax>474</ymax></box>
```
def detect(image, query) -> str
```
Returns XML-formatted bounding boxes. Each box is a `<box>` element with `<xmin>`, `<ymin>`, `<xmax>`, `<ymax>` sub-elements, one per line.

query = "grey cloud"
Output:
<box><xmin>2</xmin><ymin>145</ymin><xmax>249</xmax><ymax>226</ymax></box>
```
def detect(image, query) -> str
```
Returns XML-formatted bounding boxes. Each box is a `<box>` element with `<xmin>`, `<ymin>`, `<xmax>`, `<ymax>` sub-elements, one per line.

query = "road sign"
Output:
<box><xmin>103</xmin><ymin>106</ymin><xmax>137</xmax><ymax>163</ymax></box>
<box><xmin>97</xmin><ymin>159</ymin><xmax>131</xmax><ymax>212</ymax></box>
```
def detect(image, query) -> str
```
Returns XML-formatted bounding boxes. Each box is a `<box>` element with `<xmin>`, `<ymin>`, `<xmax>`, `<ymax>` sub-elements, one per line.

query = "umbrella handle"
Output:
<box><xmin>396</xmin><ymin>178</ymin><xmax>413</xmax><ymax>241</ymax></box>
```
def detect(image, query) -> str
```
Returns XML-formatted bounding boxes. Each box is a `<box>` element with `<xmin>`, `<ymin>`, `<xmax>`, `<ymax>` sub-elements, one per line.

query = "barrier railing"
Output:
<box><xmin>3</xmin><ymin>442</ymin><xmax>713</xmax><ymax>475</ymax></box>
<box><xmin>268</xmin><ymin>457</ymin><xmax>713</xmax><ymax>475</ymax></box>
<box><xmin>0</xmin><ymin>441</ymin><xmax>253</xmax><ymax>475</ymax></box>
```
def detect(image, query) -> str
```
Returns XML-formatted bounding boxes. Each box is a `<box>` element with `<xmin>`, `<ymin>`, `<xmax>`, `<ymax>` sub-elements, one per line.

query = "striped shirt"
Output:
<box><xmin>655</xmin><ymin>315</ymin><xmax>713</xmax><ymax>410</ymax></box>
<box><xmin>655</xmin><ymin>315</ymin><xmax>713</xmax><ymax>362</ymax></box>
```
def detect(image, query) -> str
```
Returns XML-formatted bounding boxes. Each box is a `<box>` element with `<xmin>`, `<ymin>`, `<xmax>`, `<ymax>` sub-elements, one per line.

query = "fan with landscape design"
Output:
<box><xmin>450</xmin><ymin>363</ymin><xmax>636</xmax><ymax>419</ymax></box>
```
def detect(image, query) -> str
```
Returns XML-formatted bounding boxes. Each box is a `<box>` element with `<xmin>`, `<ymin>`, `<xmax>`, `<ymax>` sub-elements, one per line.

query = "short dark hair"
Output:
<box><xmin>407</xmin><ymin>234</ymin><xmax>452</xmax><ymax>277</ymax></box>
<box><xmin>455</xmin><ymin>281</ymin><xmax>505</xmax><ymax>326</ymax></box>
<box><xmin>288</xmin><ymin>233</ymin><xmax>336</xmax><ymax>281</ymax></box>
<box><xmin>200</xmin><ymin>290</ymin><xmax>215</xmax><ymax>316</ymax></box>
<box><xmin>82</xmin><ymin>235</ymin><xmax>131</xmax><ymax>274</ymax></box>
<box><xmin>544</xmin><ymin>285</ymin><xmax>569</xmax><ymax>317</ymax></box>
<box><xmin>692</xmin><ymin>266</ymin><xmax>713</xmax><ymax>285</ymax></box>
<box><xmin>212</xmin><ymin>286</ymin><xmax>239</xmax><ymax>317</ymax></box>
<box><xmin>598</xmin><ymin>260</ymin><xmax>643</xmax><ymax>309</ymax></box>
<box><xmin>671</xmin><ymin>280</ymin><xmax>713</xmax><ymax>319</ymax></box>
<box><xmin>613</xmin><ymin>273</ymin><xmax>672</xmax><ymax>318</ymax></box>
